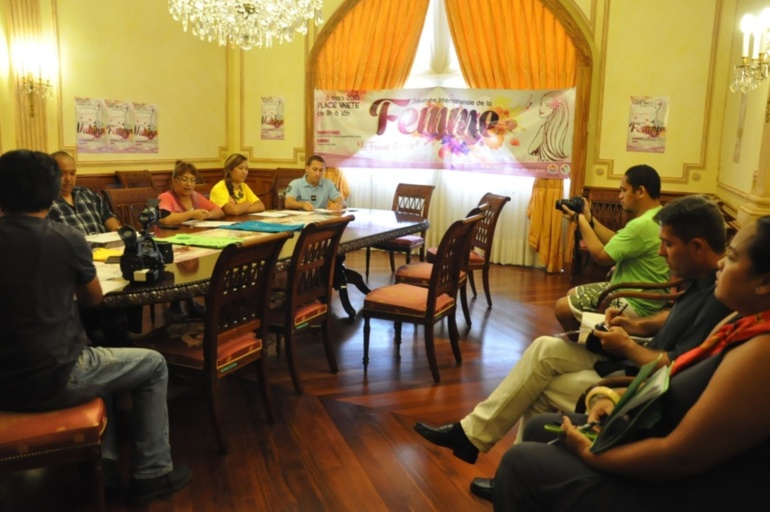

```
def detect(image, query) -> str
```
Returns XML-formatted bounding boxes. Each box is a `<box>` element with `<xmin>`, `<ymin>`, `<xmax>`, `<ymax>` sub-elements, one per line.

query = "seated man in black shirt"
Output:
<box><xmin>0</xmin><ymin>150</ymin><xmax>191</xmax><ymax>506</ymax></box>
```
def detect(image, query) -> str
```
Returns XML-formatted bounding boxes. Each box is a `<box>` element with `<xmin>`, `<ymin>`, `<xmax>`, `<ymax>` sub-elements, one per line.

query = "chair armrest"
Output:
<box><xmin>596</xmin><ymin>277</ymin><xmax>690</xmax><ymax>312</ymax></box>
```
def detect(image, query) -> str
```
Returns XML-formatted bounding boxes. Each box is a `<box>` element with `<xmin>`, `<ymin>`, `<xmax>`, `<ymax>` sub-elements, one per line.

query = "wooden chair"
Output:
<box><xmin>365</xmin><ymin>183</ymin><xmax>435</xmax><ymax>279</ymax></box>
<box><xmin>268</xmin><ymin>215</ymin><xmax>355</xmax><ymax>394</ymax></box>
<box><xmin>431</xmin><ymin>193</ymin><xmax>511</xmax><ymax>308</ymax></box>
<box><xmin>595</xmin><ymin>277</ymin><xmax>689</xmax><ymax>312</ymax></box>
<box><xmin>116</xmin><ymin>170</ymin><xmax>157</xmax><ymax>192</ymax></box>
<box><xmin>273</xmin><ymin>175</ymin><xmax>296</xmax><ymax>210</ymax></box>
<box><xmin>393</xmin><ymin>205</ymin><xmax>489</xmax><ymax>328</ymax></box>
<box><xmin>103</xmin><ymin>187</ymin><xmax>159</xmax><ymax>229</ymax></box>
<box><xmin>270</xmin><ymin>168</ymin><xmax>305</xmax><ymax>210</ymax></box>
<box><xmin>408</xmin><ymin>193</ymin><xmax>511</xmax><ymax>325</ymax></box>
<box><xmin>194</xmin><ymin>182</ymin><xmax>213</xmax><ymax>199</ymax></box>
<box><xmin>0</xmin><ymin>398</ymin><xmax>107</xmax><ymax>511</ymax></box>
<box><xmin>133</xmin><ymin>232</ymin><xmax>292</xmax><ymax>453</ymax></box>
<box><xmin>362</xmin><ymin>210</ymin><xmax>485</xmax><ymax>383</ymax></box>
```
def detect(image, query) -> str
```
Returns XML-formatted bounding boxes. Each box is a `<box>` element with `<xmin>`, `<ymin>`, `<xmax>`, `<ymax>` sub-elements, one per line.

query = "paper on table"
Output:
<box><xmin>182</xmin><ymin>220</ymin><xmax>237</xmax><ymax>227</ymax></box>
<box><xmin>171</xmin><ymin>245</ymin><xmax>220</xmax><ymax>262</ymax></box>
<box><xmin>92</xmin><ymin>247</ymin><xmax>124</xmax><ymax>262</ymax></box>
<box><xmin>85</xmin><ymin>232</ymin><xmax>123</xmax><ymax>245</ymax></box>
<box><xmin>94</xmin><ymin>262</ymin><xmax>129</xmax><ymax>294</ymax></box>
<box><xmin>252</xmin><ymin>211</ymin><xmax>291</xmax><ymax>218</ymax></box>
<box><xmin>277</xmin><ymin>210</ymin><xmax>314</xmax><ymax>215</ymax></box>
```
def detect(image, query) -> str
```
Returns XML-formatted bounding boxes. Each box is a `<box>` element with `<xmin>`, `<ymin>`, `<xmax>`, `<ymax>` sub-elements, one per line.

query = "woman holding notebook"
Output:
<box><xmin>494</xmin><ymin>216</ymin><xmax>770</xmax><ymax>511</ymax></box>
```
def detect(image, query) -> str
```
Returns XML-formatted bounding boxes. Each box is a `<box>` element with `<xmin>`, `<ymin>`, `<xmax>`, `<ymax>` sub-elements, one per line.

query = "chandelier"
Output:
<box><xmin>730</xmin><ymin>8</ymin><xmax>770</xmax><ymax>93</ymax></box>
<box><xmin>168</xmin><ymin>0</ymin><xmax>324</xmax><ymax>50</ymax></box>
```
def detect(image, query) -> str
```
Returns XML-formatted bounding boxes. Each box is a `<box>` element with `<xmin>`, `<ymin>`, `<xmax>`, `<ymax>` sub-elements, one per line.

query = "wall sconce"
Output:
<box><xmin>11</xmin><ymin>39</ymin><xmax>55</xmax><ymax>117</ymax></box>
<box><xmin>730</xmin><ymin>8</ymin><xmax>770</xmax><ymax>93</ymax></box>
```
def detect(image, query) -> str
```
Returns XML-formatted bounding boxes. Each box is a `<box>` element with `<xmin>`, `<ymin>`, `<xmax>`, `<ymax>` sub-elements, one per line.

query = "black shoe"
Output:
<box><xmin>470</xmin><ymin>477</ymin><xmax>494</xmax><ymax>502</ymax></box>
<box><xmin>413</xmin><ymin>422</ymin><xmax>479</xmax><ymax>464</ymax></box>
<box><xmin>128</xmin><ymin>465</ymin><xmax>192</xmax><ymax>506</ymax></box>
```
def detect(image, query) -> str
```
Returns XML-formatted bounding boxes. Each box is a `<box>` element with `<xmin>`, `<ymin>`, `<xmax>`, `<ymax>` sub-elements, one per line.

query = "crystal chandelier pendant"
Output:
<box><xmin>168</xmin><ymin>0</ymin><xmax>324</xmax><ymax>50</ymax></box>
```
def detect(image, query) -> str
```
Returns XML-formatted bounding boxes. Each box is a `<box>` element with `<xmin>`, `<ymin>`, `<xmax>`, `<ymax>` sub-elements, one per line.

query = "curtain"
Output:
<box><xmin>312</xmin><ymin>0</ymin><xmax>429</xmax><ymax>221</ymax></box>
<box><xmin>314</xmin><ymin>0</ymin><xmax>430</xmax><ymax>90</ymax></box>
<box><xmin>527</xmin><ymin>178</ymin><xmax>572</xmax><ymax>272</ymax></box>
<box><xmin>323</xmin><ymin>167</ymin><xmax>350</xmax><ymax>199</ymax></box>
<box><xmin>8</xmin><ymin>0</ymin><xmax>48</xmax><ymax>151</ymax></box>
<box><xmin>445</xmin><ymin>0</ymin><xmax>577</xmax><ymax>272</ymax></box>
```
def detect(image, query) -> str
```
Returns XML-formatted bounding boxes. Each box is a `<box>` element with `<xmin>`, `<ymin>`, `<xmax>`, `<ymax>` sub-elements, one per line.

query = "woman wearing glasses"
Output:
<box><xmin>158</xmin><ymin>160</ymin><xmax>224</xmax><ymax>225</ymax></box>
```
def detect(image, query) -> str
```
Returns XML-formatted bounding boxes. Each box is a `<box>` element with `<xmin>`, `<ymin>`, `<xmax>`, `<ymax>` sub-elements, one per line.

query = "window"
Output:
<box><xmin>404</xmin><ymin>0</ymin><xmax>467</xmax><ymax>89</ymax></box>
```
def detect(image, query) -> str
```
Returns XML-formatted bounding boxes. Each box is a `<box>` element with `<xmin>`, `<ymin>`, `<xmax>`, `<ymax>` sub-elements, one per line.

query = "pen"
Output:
<box><xmin>546</xmin><ymin>421</ymin><xmax>600</xmax><ymax>444</ymax></box>
<box><xmin>617</xmin><ymin>303</ymin><xmax>629</xmax><ymax>316</ymax></box>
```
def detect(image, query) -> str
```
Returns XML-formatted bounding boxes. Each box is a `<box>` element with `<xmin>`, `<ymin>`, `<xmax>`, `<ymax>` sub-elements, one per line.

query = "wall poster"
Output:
<box><xmin>626</xmin><ymin>96</ymin><xmax>669</xmax><ymax>153</ymax></box>
<box><xmin>76</xmin><ymin>97</ymin><xmax>158</xmax><ymax>153</ymax></box>
<box><xmin>261</xmin><ymin>96</ymin><xmax>285</xmax><ymax>140</ymax></box>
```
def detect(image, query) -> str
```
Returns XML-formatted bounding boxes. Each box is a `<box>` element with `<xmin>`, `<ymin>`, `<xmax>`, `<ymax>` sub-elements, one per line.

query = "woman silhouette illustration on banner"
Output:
<box><xmin>528</xmin><ymin>90</ymin><xmax>570</xmax><ymax>162</ymax></box>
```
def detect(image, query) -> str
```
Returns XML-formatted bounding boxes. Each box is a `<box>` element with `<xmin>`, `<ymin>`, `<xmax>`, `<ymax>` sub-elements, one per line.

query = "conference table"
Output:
<box><xmin>99</xmin><ymin>208</ymin><xmax>429</xmax><ymax>319</ymax></box>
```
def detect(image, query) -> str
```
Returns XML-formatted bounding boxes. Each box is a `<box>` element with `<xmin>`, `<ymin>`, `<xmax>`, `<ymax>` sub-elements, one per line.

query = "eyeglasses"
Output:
<box><xmin>175</xmin><ymin>177</ymin><xmax>197</xmax><ymax>184</ymax></box>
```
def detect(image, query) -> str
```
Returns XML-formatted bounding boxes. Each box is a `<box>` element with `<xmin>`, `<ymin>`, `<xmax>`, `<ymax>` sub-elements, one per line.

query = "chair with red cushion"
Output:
<box><xmin>407</xmin><ymin>192</ymin><xmax>510</xmax><ymax>327</ymax></box>
<box><xmin>427</xmin><ymin>193</ymin><xmax>510</xmax><ymax>309</ymax></box>
<box><xmin>365</xmin><ymin>183</ymin><xmax>435</xmax><ymax>279</ymax></box>
<box><xmin>394</xmin><ymin>203</ymin><xmax>491</xmax><ymax>327</ymax></box>
<box><xmin>268</xmin><ymin>215</ymin><xmax>355</xmax><ymax>394</ymax></box>
<box><xmin>0</xmin><ymin>398</ymin><xmax>108</xmax><ymax>511</ymax></box>
<box><xmin>134</xmin><ymin>232</ymin><xmax>292</xmax><ymax>453</ymax></box>
<box><xmin>362</xmin><ymin>210</ymin><xmax>485</xmax><ymax>383</ymax></box>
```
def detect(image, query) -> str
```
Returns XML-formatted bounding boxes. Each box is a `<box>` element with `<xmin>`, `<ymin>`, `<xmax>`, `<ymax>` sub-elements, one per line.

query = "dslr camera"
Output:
<box><xmin>119</xmin><ymin>199</ymin><xmax>173</xmax><ymax>284</ymax></box>
<box><xmin>555</xmin><ymin>196</ymin><xmax>584</xmax><ymax>214</ymax></box>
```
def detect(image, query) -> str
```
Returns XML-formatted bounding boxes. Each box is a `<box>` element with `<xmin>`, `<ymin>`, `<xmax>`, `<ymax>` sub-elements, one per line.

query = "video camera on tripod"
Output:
<box><xmin>118</xmin><ymin>199</ymin><xmax>174</xmax><ymax>284</ymax></box>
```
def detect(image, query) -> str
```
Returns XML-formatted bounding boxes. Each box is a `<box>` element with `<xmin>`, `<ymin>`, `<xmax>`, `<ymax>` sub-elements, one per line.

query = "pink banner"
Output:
<box><xmin>314</xmin><ymin>87</ymin><xmax>575</xmax><ymax>178</ymax></box>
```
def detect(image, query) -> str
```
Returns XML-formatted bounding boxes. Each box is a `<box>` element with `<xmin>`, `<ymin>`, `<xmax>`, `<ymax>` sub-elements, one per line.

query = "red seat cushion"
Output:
<box><xmin>376</xmin><ymin>235</ymin><xmax>424</xmax><ymax>250</ymax></box>
<box><xmin>268</xmin><ymin>300</ymin><xmax>327</xmax><ymax>329</ymax></box>
<box><xmin>468</xmin><ymin>250</ymin><xmax>485</xmax><ymax>270</ymax></box>
<box><xmin>395</xmin><ymin>263</ymin><xmax>466</xmax><ymax>287</ymax></box>
<box><xmin>394</xmin><ymin>262</ymin><xmax>433</xmax><ymax>286</ymax></box>
<box><xmin>135</xmin><ymin>322</ymin><xmax>263</xmax><ymax>372</ymax></box>
<box><xmin>364</xmin><ymin>283</ymin><xmax>454</xmax><ymax>319</ymax></box>
<box><xmin>0</xmin><ymin>398</ymin><xmax>106</xmax><ymax>459</ymax></box>
<box><xmin>427</xmin><ymin>247</ymin><xmax>484</xmax><ymax>268</ymax></box>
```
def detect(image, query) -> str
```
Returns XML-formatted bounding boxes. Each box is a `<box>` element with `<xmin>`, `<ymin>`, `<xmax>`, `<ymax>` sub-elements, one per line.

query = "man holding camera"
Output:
<box><xmin>554</xmin><ymin>164</ymin><xmax>669</xmax><ymax>331</ymax></box>
<box><xmin>0</xmin><ymin>150</ymin><xmax>191</xmax><ymax>506</ymax></box>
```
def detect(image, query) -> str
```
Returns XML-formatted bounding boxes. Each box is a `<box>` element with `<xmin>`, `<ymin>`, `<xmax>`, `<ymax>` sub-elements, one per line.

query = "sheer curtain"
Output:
<box><xmin>345</xmin><ymin>168</ymin><xmax>546</xmax><ymax>267</ymax></box>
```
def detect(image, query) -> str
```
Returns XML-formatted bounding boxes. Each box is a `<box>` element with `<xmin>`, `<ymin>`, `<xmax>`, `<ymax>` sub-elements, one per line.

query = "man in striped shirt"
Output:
<box><xmin>48</xmin><ymin>151</ymin><xmax>121</xmax><ymax>234</ymax></box>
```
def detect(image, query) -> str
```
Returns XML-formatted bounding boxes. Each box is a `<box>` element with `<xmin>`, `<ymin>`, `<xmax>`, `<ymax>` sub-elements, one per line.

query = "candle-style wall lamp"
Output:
<box><xmin>731</xmin><ymin>7</ymin><xmax>770</xmax><ymax>93</ymax></box>
<box><xmin>11</xmin><ymin>39</ymin><xmax>56</xmax><ymax>117</ymax></box>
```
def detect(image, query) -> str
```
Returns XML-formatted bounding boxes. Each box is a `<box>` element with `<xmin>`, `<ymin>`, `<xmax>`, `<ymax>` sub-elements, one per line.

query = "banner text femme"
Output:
<box><xmin>369</xmin><ymin>98</ymin><xmax>500</xmax><ymax>143</ymax></box>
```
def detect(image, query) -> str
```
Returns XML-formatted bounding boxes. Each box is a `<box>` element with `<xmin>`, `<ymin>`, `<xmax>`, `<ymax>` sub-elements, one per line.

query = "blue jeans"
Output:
<box><xmin>56</xmin><ymin>346</ymin><xmax>173</xmax><ymax>480</ymax></box>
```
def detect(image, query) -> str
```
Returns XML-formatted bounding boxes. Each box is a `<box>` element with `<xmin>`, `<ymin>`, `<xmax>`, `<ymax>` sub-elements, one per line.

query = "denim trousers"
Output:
<box><xmin>56</xmin><ymin>346</ymin><xmax>173</xmax><ymax>480</ymax></box>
